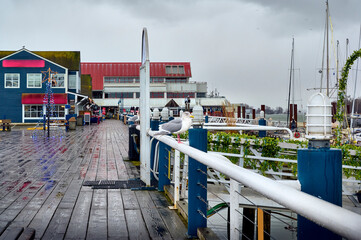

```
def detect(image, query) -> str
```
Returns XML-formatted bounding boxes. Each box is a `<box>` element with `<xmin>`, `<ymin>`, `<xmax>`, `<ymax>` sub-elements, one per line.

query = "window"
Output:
<box><xmin>165</xmin><ymin>65</ymin><xmax>185</xmax><ymax>74</ymax></box>
<box><xmin>27</xmin><ymin>73</ymin><xmax>42</xmax><ymax>88</ymax></box>
<box><xmin>150</xmin><ymin>92</ymin><xmax>164</xmax><ymax>98</ymax></box>
<box><xmin>69</xmin><ymin>74</ymin><xmax>76</xmax><ymax>89</ymax></box>
<box><xmin>165</xmin><ymin>66</ymin><xmax>172</xmax><ymax>74</ymax></box>
<box><xmin>197</xmin><ymin>92</ymin><xmax>207</xmax><ymax>98</ymax></box>
<box><xmin>24</xmin><ymin>105</ymin><xmax>43</xmax><ymax>118</ymax></box>
<box><xmin>167</xmin><ymin>92</ymin><xmax>195</xmax><ymax>98</ymax></box>
<box><xmin>136</xmin><ymin>92</ymin><xmax>140</xmax><ymax>98</ymax></box>
<box><xmin>5</xmin><ymin>73</ymin><xmax>20</xmax><ymax>88</ymax></box>
<box><xmin>165</xmin><ymin>78</ymin><xmax>187</xmax><ymax>83</ymax></box>
<box><xmin>151</xmin><ymin>78</ymin><xmax>165</xmax><ymax>83</ymax></box>
<box><xmin>178</xmin><ymin>66</ymin><xmax>185</xmax><ymax>74</ymax></box>
<box><xmin>53</xmin><ymin>105</ymin><xmax>65</xmax><ymax>118</ymax></box>
<box><xmin>105</xmin><ymin>92</ymin><xmax>134</xmax><ymax>98</ymax></box>
<box><xmin>93</xmin><ymin>91</ymin><xmax>103</xmax><ymax>99</ymax></box>
<box><xmin>51</xmin><ymin>74</ymin><xmax>65</xmax><ymax>87</ymax></box>
<box><xmin>24</xmin><ymin>105</ymin><xmax>65</xmax><ymax>118</ymax></box>
<box><xmin>104</xmin><ymin>77</ymin><xmax>135</xmax><ymax>83</ymax></box>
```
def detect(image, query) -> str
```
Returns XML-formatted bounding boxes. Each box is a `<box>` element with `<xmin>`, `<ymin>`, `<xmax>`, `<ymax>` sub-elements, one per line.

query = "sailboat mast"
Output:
<box><xmin>326</xmin><ymin>0</ymin><xmax>330</xmax><ymax>97</ymax></box>
<box><xmin>292</xmin><ymin>39</ymin><xmax>295</xmax><ymax>107</ymax></box>
<box><xmin>287</xmin><ymin>38</ymin><xmax>294</xmax><ymax>127</ymax></box>
<box><xmin>350</xmin><ymin>24</ymin><xmax>361</xmax><ymax>138</ymax></box>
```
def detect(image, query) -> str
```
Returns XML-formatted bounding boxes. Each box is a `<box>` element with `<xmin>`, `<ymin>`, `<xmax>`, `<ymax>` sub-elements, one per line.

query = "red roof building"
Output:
<box><xmin>81</xmin><ymin>62</ymin><xmax>192</xmax><ymax>91</ymax></box>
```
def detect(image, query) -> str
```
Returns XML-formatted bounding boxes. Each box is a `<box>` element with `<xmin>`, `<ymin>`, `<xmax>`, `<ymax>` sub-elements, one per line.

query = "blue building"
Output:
<box><xmin>0</xmin><ymin>48</ymin><xmax>85</xmax><ymax>123</ymax></box>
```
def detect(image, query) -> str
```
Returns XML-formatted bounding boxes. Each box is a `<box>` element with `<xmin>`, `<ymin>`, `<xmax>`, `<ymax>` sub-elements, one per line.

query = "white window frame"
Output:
<box><xmin>23</xmin><ymin>104</ymin><xmax>66</xmax><ymax>120</ymax></box>
<box><xmin>68</xmin><ymin>74</ymin><xmax>76</xmax><ymax>89</ymax></box>
<box><xmin>51</xmin><ymin>73</ymin><xmax>65</xmax><ymax>88</ymax></box>
<box><xmin>27</xmin><ymin>73</ymin><xmax>42</xmax><ymax>88</ymax></box>
<box><xmin>24</xmin><ymin>105</ymin><xmax>44</xmax><ymax>119</ymax></box>
<box><xmin>52</xmin><ymin>105</ymin><xmax>65</xmax><ymax>118</ymax></box>
<box><xmin>5</xmin><ymin>73</ymin><xmax>20</xmax><ymax>88</ymax></box>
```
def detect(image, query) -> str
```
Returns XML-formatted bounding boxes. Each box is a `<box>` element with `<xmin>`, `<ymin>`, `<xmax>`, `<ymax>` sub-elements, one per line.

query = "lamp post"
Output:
<box><xmin>297</xmin><ymin>93</ymin><xmax>342</xmax><ymax>240</ymax></box>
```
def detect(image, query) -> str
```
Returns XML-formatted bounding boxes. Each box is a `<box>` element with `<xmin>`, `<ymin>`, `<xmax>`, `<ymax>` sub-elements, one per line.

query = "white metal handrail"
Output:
<box><xmin>148</xmin><ymin>130</ymin><xmax>361</xmax><ymax>240</ymax></box>
<box><xmin>204</xmin><ymin>125</ymin><xmax>294</xmax><ymax>139</ymax></box>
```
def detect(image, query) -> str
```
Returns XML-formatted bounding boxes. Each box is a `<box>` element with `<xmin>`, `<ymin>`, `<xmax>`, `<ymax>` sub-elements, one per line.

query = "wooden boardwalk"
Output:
<box><xmin>0</xmin><ymin>120</ymin><xmax>187</xmax><ymax>239</ymax></box>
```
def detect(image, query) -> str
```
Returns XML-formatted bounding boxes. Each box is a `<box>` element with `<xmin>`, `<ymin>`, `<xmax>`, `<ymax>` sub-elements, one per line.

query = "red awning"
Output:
<box><xmin>21</xmin><ymin>93</ymin><xmax>67</xmax><ymax>104</ymax></box>
<box><xmin>3</xmin><ymin>59</ymin><xmax>45</xmax><ymax>68</ymax></box>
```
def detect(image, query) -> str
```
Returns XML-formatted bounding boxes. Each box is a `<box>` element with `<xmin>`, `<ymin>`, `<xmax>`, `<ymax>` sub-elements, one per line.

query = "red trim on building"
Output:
<box><xmin>81</xmin><ymin>62</ymin><xmax>192</xmax><ymax>91</ymax></box>
<box><xmin>21</xmin><ymin>93</ymin><xmax>67</xmax><ymax>104</ymax></box>
<box><xmin>3</xmin><ymin>59</ymin><xmax>45</xmax><ymax>68</ymax></box>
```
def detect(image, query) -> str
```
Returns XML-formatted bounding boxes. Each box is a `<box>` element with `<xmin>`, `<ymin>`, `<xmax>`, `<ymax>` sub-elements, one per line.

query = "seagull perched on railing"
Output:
<box><xmin>128</xmin><ymin>114</ymin><xmax>139</xmax><ymax>123</ymax></box>
<box><xmin>155</xmin><ymin>112</ymin><xmax>194</xmax><ymax>143</ymax></box>
<box><xmin>128</xmin><ymin>111</ymin><xmax>140</xmax><ymax>124</ymax></box>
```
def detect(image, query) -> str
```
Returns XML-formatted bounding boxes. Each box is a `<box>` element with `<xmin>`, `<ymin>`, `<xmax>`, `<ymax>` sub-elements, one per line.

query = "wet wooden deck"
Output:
<box><xmin>0</xmin><ymin>120</ymin><xmax>187</xmax><ymax>239</ymax></box>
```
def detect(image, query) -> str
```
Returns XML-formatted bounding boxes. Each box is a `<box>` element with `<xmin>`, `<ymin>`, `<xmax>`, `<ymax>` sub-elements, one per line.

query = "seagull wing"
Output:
<box><xmin>159</xmin><ymin>118</ymin><xmax>183</xmax><ymax>134</ymax></box>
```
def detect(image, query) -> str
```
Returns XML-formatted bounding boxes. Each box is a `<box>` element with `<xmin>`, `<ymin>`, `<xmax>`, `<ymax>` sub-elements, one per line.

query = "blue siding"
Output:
<box><xmin>0</xmin><ymin>50</ymin><xmax>67</xmax><ymax>122</ymax></box>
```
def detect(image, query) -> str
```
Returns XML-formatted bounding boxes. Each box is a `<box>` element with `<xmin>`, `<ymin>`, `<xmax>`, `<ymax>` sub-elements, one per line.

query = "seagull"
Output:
<box><xmin>156</xmin><ymin>112</ymin><xmax>194</xmax><ymax>143</ymax></box>
<box><xmin>128</xmin><ymin>114</ymin><xmax>139</xmax><ymax>123</ymax></box>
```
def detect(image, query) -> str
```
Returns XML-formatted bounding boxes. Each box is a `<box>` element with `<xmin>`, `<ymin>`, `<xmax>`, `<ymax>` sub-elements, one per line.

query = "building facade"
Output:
<box><xmin>0</xmin><ymin>48</ymin><xmax>84</xmax><ymax>123</ymax></box>
<box><xmin>81</xmin><ymin>62</ymin><xmax>226</xmax><ymax>115</ymax></box>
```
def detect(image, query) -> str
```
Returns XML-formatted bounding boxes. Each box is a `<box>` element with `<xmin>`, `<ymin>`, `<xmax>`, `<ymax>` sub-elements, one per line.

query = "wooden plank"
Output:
<box><xmin>177</xmin><ymin>200</ymin><xmax>188</xmax><ymax>222</ymax></box>
<box><xmin>108</xmin><ymin>190</ymin><xmax>128</xmax><ymax>240</ymax></box>
<box><xmin>0</xmin><ymin>226</ymin><xmax>23</xmax><ymax>240</ymax></box>
<box><xmin>0</xmin><ymin>181</ymin><xmax>44</xmax><ymax>224</ymax></box>
<box><xmin>197</xmin><ymin>227</ymin><xmax>220</xmax><ymax>240</ymax></box>
<box><xmin>125</xmin><ymin>209</ymin><xmax>150</xmax><ymax>240</ymax></box>
<box><xmin>122</xmin><ymin>189</ymin><xmax>140</xmax><ymax>210</ymax></box>
<box><xmin>17</xmin><ymin>228</ymin><xmax>35</xmax><ymax>240</ymax></box>
<box><xmin>64</xmin><ymin>191</ymin><xmax>92</xmax><ymax>239</ymax></box>
<box><xmin>41</xmin><ymin>180</ymin><xmax>83</xmax><ymax>239</ymax></box>
<box><xmin>41</xmin><ymin>208</ymin><xmax>72</xmax><ymax>240</ymax></box>
<box><xmin>87</xmin><ymin>189</ymin><xmax>107</xmax><ymax>240</ymax></box>
<box><xmin>26</xmin><ymin>178</ymin><xmax>73</xmax><ymax>239</ymax></box>
<box><xmin>149</xmin><ymin>190</ymin><xmax>170</xmax><ymax>208</ymax></box>
<box><xmin>149</xmin><ymin>191</ymin><xmax>187</xmax><ymax>239</ymax></box>
<box><xmin>157</xmin><ymin>208</ymin><xmax>187</xmax><ymax>239</ymax></box>
<box><xmin>135</xmin><ymin>191</ymin><xmax>172</xmax><ymax>240</ymax></box>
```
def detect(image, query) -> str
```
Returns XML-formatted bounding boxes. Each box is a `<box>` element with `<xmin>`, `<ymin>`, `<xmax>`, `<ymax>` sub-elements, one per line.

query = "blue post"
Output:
<box><xmin>205</xmin><ymin>115</ymin><xmax>209</xmax><ymax>123</ymax></box>
<box><xmin>297</xmin><ymin>144</ymin><xmax>342</xmax><ymax>240</ymax></box>
<box><xmin>158</xmin><ymin>116</ymin><xmax>171</xmax><ymax>191</ymax></box>
<box><xmin>188</xmin><ymin>128</ymin><xmax>208</xmax><ymax>237</ymax></box>
<box><xmin>150</xmin><ymin>119</ymin><xmax>159</xmax><ymax>186</ymax></box>
<box><xmin>258</xmin><ymin>118</ymin><xmax>266</xmax><ymax>138</ymax></box>
<box><xmin>157</xmin><ymin>141</ymin><xmax>172</xmax><ymax>191</ymax></box>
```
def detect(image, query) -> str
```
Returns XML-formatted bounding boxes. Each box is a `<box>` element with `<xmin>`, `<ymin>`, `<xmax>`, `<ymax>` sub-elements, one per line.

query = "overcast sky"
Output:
<box><xmin>1</xmin><ymin>0</ymin><xmax>361</xmax><ymax>109</ymax></box>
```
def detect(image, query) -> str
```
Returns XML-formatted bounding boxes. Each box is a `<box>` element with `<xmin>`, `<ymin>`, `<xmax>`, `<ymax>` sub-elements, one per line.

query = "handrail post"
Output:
<box><xmin>230</xmin><ymin>178</ymin><xmax>240</xmax><ymax>240</ymax></box>
<box><xmin>158</xmin><ymin>113</ymin><xmax>171</xmax><ymax>191</ymax></box>
<box><xmin>298</xmin><ymin>146</ymin><xmax>342</xmax><ymax>240</ymax></box>
<box><xmin>158</xmin><ymin>142</ymin><xmax>172</xmax><ymax>191</ymax></box>
<box><xmin>230</xmin><ymin>139</ymin><xmax>243</xmax><ymax>240</ymax></box>
<box><xmin>171</xmin><ymin>149</ymin><xmax>181</xmax><ymax>209</ymax></box>
<box><xmin>187</xmin><ymin>127</ymin><xmax>208</xmax><ymax>237</ymax></box>
<box><xmin>180</xmin><ymin>155</ymin><xmax>188</xmax><ymax>199</ymax></box>
<box><xmin>150</xmin><ymin>112</ymin><xmax>160</xmax><ymax>186</ymax></box>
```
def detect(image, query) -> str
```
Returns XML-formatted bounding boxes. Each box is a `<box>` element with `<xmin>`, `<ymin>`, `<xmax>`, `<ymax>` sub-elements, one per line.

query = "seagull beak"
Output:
<box><xmin>190</xmin><ymin>115</ymin><xmax>194</xmax><ymax>118</ymax></box>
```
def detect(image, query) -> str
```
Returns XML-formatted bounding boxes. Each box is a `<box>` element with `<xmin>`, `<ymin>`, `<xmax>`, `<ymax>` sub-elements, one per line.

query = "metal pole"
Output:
<box><xmin>140</xmin><ymin>28</ymin><xmax>151</xmax><ymax>185</ymax></box>
<box><xmin>47</xmin><ymin>82</ymin><xmax>50</xmax><ymax>138</ymax></box>
<box><xmin>326</xmin><ymin>0</ymin><xmax>329</xmax><ymax>96</ymax></box>
<box><xmin>350</xmin><ymin>25</ymin><xmax>361</xmax><ymax>140</ymax></box>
